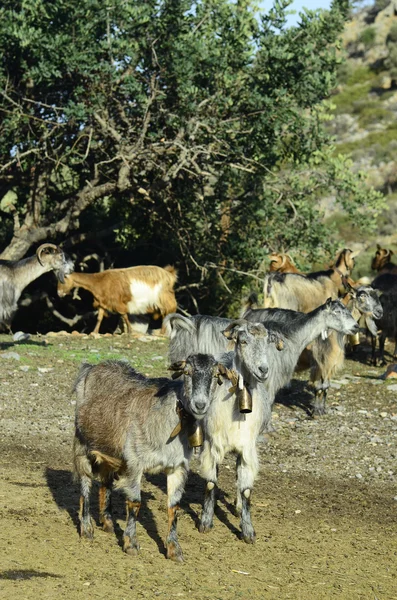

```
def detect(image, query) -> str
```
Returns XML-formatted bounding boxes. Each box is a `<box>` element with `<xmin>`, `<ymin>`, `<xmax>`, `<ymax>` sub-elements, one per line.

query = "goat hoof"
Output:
<box><xmin>242</xmin><ymin>533</ymin><xmax>256</xmax><ymax>544</ymax></box>
<box><xmin>124</xmin><ymin>545</ymin><xmax>139</xmax><ymax>556</ymax></box>
<box><xmin>101</xmin><ymin>519</ymin><xmax>114</xmax><ymax>534</ymax></box>
<box><xmin>198</xmin><ymin>522</ymin><xmax>213</xmax><ymax>534</ymax></box>
<box><xmin>167</xmin><ymin>543</ymin><xmax>184</xmax><ymax>562</ymax></box>
<box><xmin>80</xmin><ymin>520</ymin><xmax>94</xmax><ymax>540</ymax></box>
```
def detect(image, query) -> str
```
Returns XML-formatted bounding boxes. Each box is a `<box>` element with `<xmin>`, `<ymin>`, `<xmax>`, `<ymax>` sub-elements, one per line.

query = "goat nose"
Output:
<box><xmin>259</xmin><ymin>365</ymin><xmax>268</xmax><ymax>376</ymax></box>
<box><xmin>195</xmin><ymin>401</ymin><xmax>206</xmax><ymax>412</ymax></box>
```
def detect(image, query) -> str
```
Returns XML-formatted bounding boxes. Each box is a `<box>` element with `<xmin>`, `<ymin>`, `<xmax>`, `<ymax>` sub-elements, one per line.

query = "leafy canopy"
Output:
<box><xmin>0</xmin><ymin>0</ymin><xmax>384</xmax><ymax>314</ymax></box>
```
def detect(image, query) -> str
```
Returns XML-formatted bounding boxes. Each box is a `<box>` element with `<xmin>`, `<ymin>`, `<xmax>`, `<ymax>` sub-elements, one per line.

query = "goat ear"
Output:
<box><xmin>223</xmin><ymin>319</ymin><xmax>246</xmax><ymax>341</ymax></box>
<box><xmin>350</xmin><ymin>249</ymin><xmax>360</xmax><ymax>259</ymax></box>
<box><xmin>268</xmin><ymin>331</ymin><xmax>284</xmax><ymax>350</ymax></box>
<box><xmin>168</xmin><ymin>361</ymin><xmax>186</xmax><ymax>379</ymax></box>
<box><xmin>389</xmin><ymin>249</ymin><xmax>394</xmax><ymax>257</ymax></box>
<box><xmin>376</xmin><ymin>243</ymin><xmax>381</xmax><ymax>250</ymax></box>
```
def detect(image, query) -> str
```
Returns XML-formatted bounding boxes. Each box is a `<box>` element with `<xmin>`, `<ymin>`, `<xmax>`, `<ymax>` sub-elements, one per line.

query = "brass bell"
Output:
<box><xmin>188</xmin><ymin>421</ymin><xmax>203</xmax><ymax>448</ymax></box>
<box><xmin>237</xmin><ymin>386</ymin><xmax>252</xmax><ymax>414</ymax></box>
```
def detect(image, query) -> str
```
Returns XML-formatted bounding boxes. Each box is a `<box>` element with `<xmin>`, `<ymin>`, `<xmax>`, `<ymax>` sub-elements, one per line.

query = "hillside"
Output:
<box><xmin>328</xmin><ymin>0</ymin><xmax>397</xmax><ymax>274</ymax></box>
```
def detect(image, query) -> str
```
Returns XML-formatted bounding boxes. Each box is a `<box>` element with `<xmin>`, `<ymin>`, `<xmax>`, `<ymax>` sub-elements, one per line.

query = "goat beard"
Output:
<box><xmin>365</xmin><ymin>316</ymin><xmax>378</xmax><ymax>337</ymax></box>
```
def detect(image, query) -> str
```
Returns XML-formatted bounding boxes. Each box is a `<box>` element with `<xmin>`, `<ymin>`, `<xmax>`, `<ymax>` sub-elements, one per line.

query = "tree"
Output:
<box><xmin>0</xmin><ymin>0</ymin><xmax>384</xmax><ymax>315</ymax></box>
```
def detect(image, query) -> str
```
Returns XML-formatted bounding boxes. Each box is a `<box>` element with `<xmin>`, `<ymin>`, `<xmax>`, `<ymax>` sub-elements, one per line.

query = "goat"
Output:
<box><xmin>262</xmin><ymin>249</ymin><xmax>357</xmax><ymax>310</ymax></box>
<box><xmin>269</xmin><ymin>252</ymin><xmax>300</xmax><ymax>273</ymax></box>
<box><xmin>0</xmin><ymin>243</ymin><xmax>74</xmax><ymax>331</ymax></box>
<box><xmin>58</xmin><ymin>265</ymin><xmax>177</xmax><ymax>334</ymax></box>
<box><xmin>73</xmin><ymin>354</ymin><xmax>221</xmax><ymax>562</ymax></box>
<box><xmin>245</xmin><ymin>284</ymin><xmax>381</xmax><ymax>414</ymax></box>
<box><xmin>165</xmin><ymin>306</ymin><xmax>357</xmax><ymax>538</ymax></box>
<box><xmin>371</xmin><ymin>244</ymin><xmax>397</xmax><ymax>275</ymax></box>
<box><xmin>370</xmin><ymin>273</ymin><xmax>397</xmax><ymax>365</ymax></box>
<box><xmin>190</xmin><ymin>320</ymin><xmax>279</xmax><ymax>543</ymax></box>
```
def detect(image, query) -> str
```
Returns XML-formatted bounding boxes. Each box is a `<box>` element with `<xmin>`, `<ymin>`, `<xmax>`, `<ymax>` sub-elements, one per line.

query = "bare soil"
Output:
<box><xmin>0</xmin><ymin>333</ymin><xmax>396</xmax><ymax>600</ymax></box>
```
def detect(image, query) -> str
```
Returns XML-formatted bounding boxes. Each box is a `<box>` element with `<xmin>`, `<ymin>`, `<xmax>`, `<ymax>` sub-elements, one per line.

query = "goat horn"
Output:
<box><xmin>36</xmin><ymin>243</ymin><xmax>60</xmax><ymax>266</ymax></box>
<box><xmin>280</xmin><ymin>254</ymin><xmax>286</xmax><ymax>268</ymax></box>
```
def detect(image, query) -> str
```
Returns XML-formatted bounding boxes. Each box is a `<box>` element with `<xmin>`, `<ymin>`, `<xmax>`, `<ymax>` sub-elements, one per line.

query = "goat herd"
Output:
<box><xmin>1</xmin><ymin>243</ymin><xmax>397</xmax><ymax>564</ymax></box>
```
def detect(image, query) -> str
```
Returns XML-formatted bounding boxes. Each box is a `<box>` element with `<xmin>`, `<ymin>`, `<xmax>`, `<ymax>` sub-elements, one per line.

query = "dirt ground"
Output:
<box><xmin>0</xmin><ymin>332</ymin><xmax>396</xmax><ymax>600</ymax></box>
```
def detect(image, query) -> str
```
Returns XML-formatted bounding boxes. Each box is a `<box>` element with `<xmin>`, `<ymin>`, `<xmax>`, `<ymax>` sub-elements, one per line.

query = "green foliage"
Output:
<box><xmin>358</xmin><ymin>27</ymin><xmax>376</xmax><ymax>48</ymax></box>
<box><xmin>332</xmin><ymin>81</ymin><xmax>372</xmax><ymax>112</ymax></box>
<box><xmin>0</xmin><ymin>0</ymin><xmax>386</xmax><ymax>314</ymax></box>
<box><xmin>387</xmin><ymin>22</ymin><xmax>397</xmax><ymax>44</ymax></box>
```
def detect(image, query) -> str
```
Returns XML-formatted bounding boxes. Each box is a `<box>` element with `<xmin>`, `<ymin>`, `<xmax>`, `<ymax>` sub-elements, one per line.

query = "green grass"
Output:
<box><xmin>0</xmin><ymin>334</ymin><xmax>169</xmax><ymax>377</ymax></box>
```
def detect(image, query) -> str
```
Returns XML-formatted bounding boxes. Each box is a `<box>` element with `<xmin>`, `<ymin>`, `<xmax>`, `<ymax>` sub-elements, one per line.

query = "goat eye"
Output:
<box><xmin>183</xmin><ymin>370</ymin><xmax>191</xmax><ymax>376</ymax></box>
<box><xmin>240</xmin><ymin>340</ymin><xmax>248</xmax><ymax>346</ymax></box>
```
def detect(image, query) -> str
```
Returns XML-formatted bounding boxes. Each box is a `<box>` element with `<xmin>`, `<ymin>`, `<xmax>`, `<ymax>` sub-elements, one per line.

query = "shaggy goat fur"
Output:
<box><xmin>73</xmin><ymin>354</ymin><xmax>220</xmax><ymax>562</ymax></box>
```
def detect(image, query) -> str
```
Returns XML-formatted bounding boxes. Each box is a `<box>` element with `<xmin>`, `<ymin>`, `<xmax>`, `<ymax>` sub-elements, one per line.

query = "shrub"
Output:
<box><xmin>359</xmin><ymin>27</ymin><xmax>376</xmax><ymax>48</ymax></box>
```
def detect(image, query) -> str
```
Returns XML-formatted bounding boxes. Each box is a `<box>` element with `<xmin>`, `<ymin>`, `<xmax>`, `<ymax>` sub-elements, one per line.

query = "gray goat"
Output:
<box><xmin>166</xmin><ymin>299</ymin><xmax>359</xmax><ymax>410</ymax></box>
<box><xmin>73</xmin><ymin>355</ymin><xmax>222</xmax><ymax>562</ymax></box>
<box><xmin>195</xmin><ymin>320</ymin><xmax>279</xmax><ymax>543</ymax></box>
<box><xmin>0</xmin><ymin>243</ymin><xmax>74</xmax><ymax>330</ymax></box>
<box><xmin>244</xmin><ymin>285</ymin><xmax>382</xmax><ymax>415</ymax></box>
<box><xmin>165</xmin><ymin>306</ymin><xmax>357</xmax><ymax>541</ymax></box>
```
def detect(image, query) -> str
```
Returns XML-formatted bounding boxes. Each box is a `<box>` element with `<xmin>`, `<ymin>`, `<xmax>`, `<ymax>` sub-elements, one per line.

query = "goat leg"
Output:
<box><xmin>371</xmin><ymin>334</ymin><xmax>377</xmax><ymax>366</ymax></box>
<box><xmin>99</xmin><ymin>475</ymin><xmax>114</xmax><ymax>533</ymax></box>
<box><xmin>93</xmin><ymin>307</ymin><xmax>105</xmax><ymax>335</ymax></box>
<box><xmin>199</xmin><ymin>452</ymin><xmax>218</xmax><ymax>534</ymax></box>
<box><xmin>123</xmin><ymin>479</ymin><xmax>142</xmax><ymax>555</ymax></box>
<box><xmin>166</xmin><ymin>466</ymin><xmax>187</xmax><ymax>562</ymax></box>
<box><xmin>236</xmin><ymin>453</ymin><xmax>257</xmax><ymax>544</ymax></box>
<box><xmin>379</xmin><ymin>333</ymin><xmax>387</xmax><ymax>366</ymax></box>
<box><xmin>312</xmin><ymin>383</ymin><xmax>328</xmax><ymax>417</ymax></box>
<box><xmin>79</xmin><ymin>475</ymin><xmax>94</xmax><ymax>539</ymax></box>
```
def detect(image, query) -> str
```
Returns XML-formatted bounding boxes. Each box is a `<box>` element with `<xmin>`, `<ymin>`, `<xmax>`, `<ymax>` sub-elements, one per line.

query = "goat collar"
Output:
<box><xmin>169</xmin><ymin>400</ymin><xmax>194</xmax><ymax>439</ymax></box>
<box><xmin>334</xmin><ymin>266</ymin><xmax>347</xmax><ymax>279</ymax></box>
<box><xmin>218</xmin><ymin>364</ymin><xmax>250</xmax><ymax>395</ymax></box>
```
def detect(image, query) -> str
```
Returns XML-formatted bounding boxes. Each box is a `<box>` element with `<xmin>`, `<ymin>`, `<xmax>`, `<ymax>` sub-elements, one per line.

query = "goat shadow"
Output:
<box><xmin>45</xmin><ymin>467</ymin><xmax>165</xmax><ymax>556</ymax></box>
<box><xmin>0</xmin><ymin>339</ymin><xmax>52</xmax><ymax>351</ymax></box>
<box><xmin>146</xmin><ymin>469</ymin><xmax>241</xmax><ymax>541</ymax></box>
<box><xmin>275</xmin><ymin>378</ymin><xmax>314</xmax><ymax>417</ymax></box>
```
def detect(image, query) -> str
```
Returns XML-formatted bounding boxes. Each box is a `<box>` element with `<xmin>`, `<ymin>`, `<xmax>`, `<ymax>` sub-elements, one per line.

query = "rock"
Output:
<box><xmin>386</xmin><ymin>384</ymin><xmax>397</xmax><ymax>392</ymax></box>
<box><xmin>13</xmin><ymin>331</ymin><xmax>30</xmax><ymax>342</ymax></box>
<box><xmin>0</xmin><ymin>352</ymin><xmax>20</xmax><ymax>360</ymax></box>
<box><xmin>37</xmin><ymin>367</ymin><xmax>53</xmax><ymax>373</ymax></box>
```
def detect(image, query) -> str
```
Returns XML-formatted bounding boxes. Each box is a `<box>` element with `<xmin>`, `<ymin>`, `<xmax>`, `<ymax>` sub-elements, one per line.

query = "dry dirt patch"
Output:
<box><xmin>0</xmin><ymin>334</ymin><xmax>396</xmax><ymax>599</ymax></box>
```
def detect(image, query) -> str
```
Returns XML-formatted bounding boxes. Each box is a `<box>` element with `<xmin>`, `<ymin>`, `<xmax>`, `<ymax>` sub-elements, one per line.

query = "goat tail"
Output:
<box><xmin>163</xmin><ymin>313</ymin><xmax>196</xmax><ymax>339</ymax></box>
<box><xmin>163</xmin><ymin>265</ymin><xmax>178</xmax><ymax>283</ymax></box>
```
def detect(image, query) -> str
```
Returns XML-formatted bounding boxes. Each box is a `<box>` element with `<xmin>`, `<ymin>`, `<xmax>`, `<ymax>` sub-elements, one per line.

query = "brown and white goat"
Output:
<box><xmin>268</xmin><ymin>252</ymin><xmax>300</xmax><ymax>274</ymax></box>
<box><xmin>58</xmin><ymin>265</ymin><xmax>177</xmax><ymax>334</ymax></box>
<box><xmin>371</xmin><ymin>244</ymin><xmax>397</xmax><ymax>275</ymax></box>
